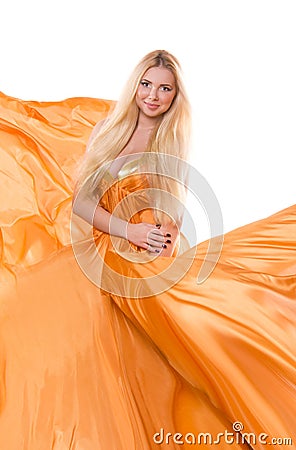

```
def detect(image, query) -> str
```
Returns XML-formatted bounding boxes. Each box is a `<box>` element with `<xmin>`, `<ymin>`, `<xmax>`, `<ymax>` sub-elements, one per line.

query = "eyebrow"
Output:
<box><xmin>141</xmin><ymin>78</ymin><xmax>174</xmax><ymax>88</ymax></box>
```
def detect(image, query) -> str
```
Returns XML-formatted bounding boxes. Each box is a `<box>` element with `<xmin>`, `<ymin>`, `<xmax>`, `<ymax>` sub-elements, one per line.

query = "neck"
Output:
<box><xmin>136</xmin><ymin>113</ymin><xmax>161</xmax><ymax>131</ymax></box>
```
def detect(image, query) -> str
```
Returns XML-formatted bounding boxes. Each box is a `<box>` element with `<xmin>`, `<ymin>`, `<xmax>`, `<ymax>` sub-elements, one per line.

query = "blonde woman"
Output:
<box><xmin>0</xmin><ymin>50</ymin><xmax>295</xmax><ymax>449</ymax></box>
<box><xmin>73</xmin><ymin>49</ymin><xmax>191</xmax><ymax>259</ymax></box>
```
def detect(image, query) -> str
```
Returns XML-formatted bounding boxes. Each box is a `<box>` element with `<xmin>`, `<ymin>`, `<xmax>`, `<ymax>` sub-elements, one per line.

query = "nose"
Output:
<box><xmin>148</xmin><ymin>86</ymin><xmax>158</xmax><ymax>100</ymax></box>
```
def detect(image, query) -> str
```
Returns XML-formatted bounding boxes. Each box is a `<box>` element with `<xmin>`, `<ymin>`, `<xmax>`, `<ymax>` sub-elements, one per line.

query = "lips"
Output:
<box><xmin>144</xmin><ymin>102</ymin><xmax>160</xmax><ymax>109</ymax></box>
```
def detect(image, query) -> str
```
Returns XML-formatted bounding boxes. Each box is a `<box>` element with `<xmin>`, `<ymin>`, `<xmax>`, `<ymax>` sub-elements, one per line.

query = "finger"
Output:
<box><xmin>147</xmin><ymin>234</ymin><xmax>165</xmax><ymax>244</ymax></box>
<box><xmin>147</xmin><ymin>224</ymin><xmax>163</xmax><ymax>233</ymax></box>
<box><xmin>147</xmin><ymin>239</ymin><xmax>165</xmax><ymax>249</ymax></box>
<box><xmin>148</xmin><ymin>230</ymin><xmax>165</xmax><ymax>241</ymax></box>
<box><xmin>148</xmin><ymin>241</ymin><xmax>168</xmax><ymax>251</ymax></box>
<box><xmin>141</xmin><ymin>242</ymin><xmax>155</xmax><ymax>251</ymax></box>
<box><xmin>147</xmin><ymin>236</ymin><xmax>167</xmax><ymax>249</ymax></box>
<box><xmin>146</xmin><ymin>243</ymin><xmax>161</xmax><ymax>254</ymax></box>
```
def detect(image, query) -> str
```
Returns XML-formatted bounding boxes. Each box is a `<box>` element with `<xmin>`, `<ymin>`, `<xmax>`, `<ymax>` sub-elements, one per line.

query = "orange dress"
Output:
<box><xmin>0</xmin><ymin>91</ymin><xmax>295</xmax><ymax>449</ymax></box>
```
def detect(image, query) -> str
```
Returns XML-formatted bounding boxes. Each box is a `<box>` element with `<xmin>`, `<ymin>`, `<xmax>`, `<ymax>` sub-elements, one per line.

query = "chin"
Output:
<box><xmin>143</xmin><ymin>108</ymin><xmax>163</xmax><ymax>118</ymax></box>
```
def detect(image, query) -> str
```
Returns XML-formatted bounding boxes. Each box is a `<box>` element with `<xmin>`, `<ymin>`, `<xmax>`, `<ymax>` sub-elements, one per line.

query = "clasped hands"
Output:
<box><xmin>126</xmin><ymin>222</ymin><xmax>178</xmax><ymax>257</ymax></box>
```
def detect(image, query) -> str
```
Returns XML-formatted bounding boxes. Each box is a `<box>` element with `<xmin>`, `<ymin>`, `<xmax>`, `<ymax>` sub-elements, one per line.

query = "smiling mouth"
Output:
<box><xmin>144</xmin><ymin>102</ymin><xmax>159</xmax><ymax>108</ymax></box>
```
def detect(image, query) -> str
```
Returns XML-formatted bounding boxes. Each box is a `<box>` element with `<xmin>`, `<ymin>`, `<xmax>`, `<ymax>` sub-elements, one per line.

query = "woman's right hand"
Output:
<box><xmin>126</xmin><ymin>222</ymin><xmax>168</xmax><ymax>253</ymax></box>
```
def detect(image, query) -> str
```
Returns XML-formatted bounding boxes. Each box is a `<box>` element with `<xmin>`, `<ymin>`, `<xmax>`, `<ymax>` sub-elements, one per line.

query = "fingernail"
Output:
<box><xmin>166</xmin><ymin>233</ymin><xmax>171</xmax><ymax>237</ymax></box>
<box><xmin>162</xmin><ymin>244</ymin><xmax>167</xmax><ymax>248</ymax></box>
<box><xmin>166</xmin><ymin>239</ymin><xmax>171</xmax><ymax>244</ymax></box>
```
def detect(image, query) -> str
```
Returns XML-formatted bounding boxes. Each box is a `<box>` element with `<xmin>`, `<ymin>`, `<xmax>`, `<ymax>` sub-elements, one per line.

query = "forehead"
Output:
<box><xmin>142</xmin><ymin>66</ymin><xmax>176</xmax><ymax>86</ymax></box>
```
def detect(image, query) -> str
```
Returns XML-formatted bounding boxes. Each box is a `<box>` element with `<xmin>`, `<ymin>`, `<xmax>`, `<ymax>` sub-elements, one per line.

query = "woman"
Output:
<box><xmin>0</xmin><ymin>51</ymin><xmax>295</xmax><ymax>449</ymax></box>
<box><xmin>73</xmin><ymin>50</ymin><xmax>191</xmax><ymax>260</ymax></box>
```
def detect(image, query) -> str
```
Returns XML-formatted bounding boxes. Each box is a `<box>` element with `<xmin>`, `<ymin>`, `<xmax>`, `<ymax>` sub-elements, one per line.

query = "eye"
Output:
<box><xmin>160</xmin><ymin>86</ymin><xmax>173</xmax><ymax>92</ymax></box>
<box><xmin>140</xmin><ymin>81</ymin><xmax>150</xmax><ymax>88</ymax></box>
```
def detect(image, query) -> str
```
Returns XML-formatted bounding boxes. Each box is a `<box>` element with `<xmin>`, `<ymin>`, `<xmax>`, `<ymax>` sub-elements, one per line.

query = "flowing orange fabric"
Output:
<box><xmin>0</xmin><ymin>91</ymin><xmax>295</xmax><ymax>450</ymax></box>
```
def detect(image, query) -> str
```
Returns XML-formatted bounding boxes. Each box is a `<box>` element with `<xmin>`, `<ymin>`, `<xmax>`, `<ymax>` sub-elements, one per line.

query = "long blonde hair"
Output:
<box><xmin>76</xmin><ymin>50</ymin><xmax>192</xmax><ymax>226</ymax></box>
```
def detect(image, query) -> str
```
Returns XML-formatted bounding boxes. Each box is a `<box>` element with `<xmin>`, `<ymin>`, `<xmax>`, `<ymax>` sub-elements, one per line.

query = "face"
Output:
<box><xmin>136</xmin><ymin>66</ymin><xmax>177</xmax><ymax>118</ymax></box>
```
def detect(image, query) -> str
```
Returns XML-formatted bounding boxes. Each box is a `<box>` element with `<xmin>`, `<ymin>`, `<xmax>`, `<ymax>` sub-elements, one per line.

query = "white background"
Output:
<box><xmin>1</xmin><ymin>0</ymin><xmax>295</xmax><ymax>244</ymax></box>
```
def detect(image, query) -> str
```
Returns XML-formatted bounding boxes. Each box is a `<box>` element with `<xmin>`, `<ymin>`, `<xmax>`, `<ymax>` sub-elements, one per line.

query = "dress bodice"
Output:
<box><xmin>97</xmin><ymin>159</ymin><xmax>156</xmax><ymax>237</ymax></box>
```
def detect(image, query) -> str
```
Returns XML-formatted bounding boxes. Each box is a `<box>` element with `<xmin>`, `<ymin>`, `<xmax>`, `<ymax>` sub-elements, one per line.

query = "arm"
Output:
<box><xmin>73</xmin><ymin>198</ymin><xmax>168</xmax><ymax>253</ymax></box>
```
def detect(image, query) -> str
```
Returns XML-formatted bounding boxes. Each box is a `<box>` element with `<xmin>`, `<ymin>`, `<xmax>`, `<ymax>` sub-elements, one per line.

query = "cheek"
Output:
<box><xmin>162</xmin><ymin>93</ymin><xmax>176</xmax><ymax>109</ymax></box>
<box><xmin>136</xmin><ymin>86</ymin><xmax>146</xmax><ymax>100</ymax></box>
